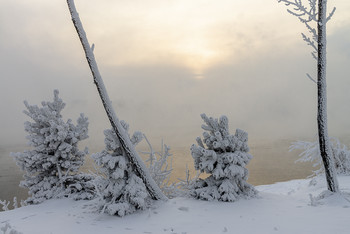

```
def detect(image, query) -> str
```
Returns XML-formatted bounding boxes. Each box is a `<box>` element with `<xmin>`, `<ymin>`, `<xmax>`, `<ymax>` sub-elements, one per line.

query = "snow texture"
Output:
<box><xmin>92</xmin><ymin>123</ymin><xmax>150</xmax><ymax>216</ymax></box>
<box><xmin>2</xmin><ymin>176</ymin><xmax>350</xmax><ymax>234</ymax></box>
<box><xmin>11</xmin><ymin>90</ymin><xmax>93</xmax><ymax>204</ymax></box>
<box><xmin>190</xmin><ymin>114</ymin><xmax>257</xmax><ymax>201</ymax></box>
<box><xmin>0</xmin><ymin>223</ymin><xmax>23</xmax><ymax>234</ymax></box>
<box><xmin>66</xmin><ymin>0</ymin><xmax>166</xmax><ymax>201</ymax></box>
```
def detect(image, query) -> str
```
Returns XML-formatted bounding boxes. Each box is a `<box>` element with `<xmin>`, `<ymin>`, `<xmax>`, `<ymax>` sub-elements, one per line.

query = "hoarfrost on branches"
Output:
<box><xmin>189</xmin><ymin>114</ymin><xmax>257</xmax><ymax>202</ymax></box>
<box><xmin>11</xmin><ymin>90</ymin><xmax>94</xmax><ymax>204</ymax></box>
<box><xmin>65</xmin><ymin>173</ymin><xmax>96</xmax><ymax>201</ymax></box>
<box><xmin>176</xmin><ymin>165</ymin><xmax>201</xmax><ymax>197</ymax></box>
<box><xmin>291</xmin><ymin>137</ymin><xmax>350</xmax><ymax>176</ymax></box>
<box><xmin>140</xmin><ymin>135</ymin><xmax>177</xmax><ymax>198</ymax></box>
<box><xmin>0</xmin><ymin>197</ymin><xmax>25</xmax><ymax>211</ymax></box>
<box><xmin>0</xmin><ymin>200</ymin><xmax>10</xmax><ymax>211</ymax></box>
<box><xmin>92</xmin><ymin>122</ymin><xmax>150</xmax><ymax>217</ymax></box>
<box><xmin>277</xmin><ymin>0</ymin><xmax>335</xmax><ymax>60</ymax></box>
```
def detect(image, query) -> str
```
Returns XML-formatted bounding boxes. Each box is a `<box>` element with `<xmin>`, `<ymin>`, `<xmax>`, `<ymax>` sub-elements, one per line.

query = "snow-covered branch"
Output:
<box><xmin>278</xmin><ymin>0</ymin><xmax>319</xmax><ymax>59</ymax></box>
<box><xmin>301</xmin><ymin>33</ymin><xmax>317</xmax><ymax>51</ymax></box>
<box><xmin>0</xmin><ymin>197</ymin><xmax>25</xmax><ymax>211</ymax></box>
<box><xmin>306</xmin><ymin>73</ymin><xmax>317</xmax><ymax>83</ymax></box>
<box><xmin>0</xmin><ymin>200</ymin><xmax>10</xmax><ymax>211</ymax></box>
<box><xmin>140</xmin><ymin>135</ymin><xmax>177</xmax><ymax>198</ymax></box>
<box><xmin>176</xmin><ymin>165</ymin><xmax>201</xmax><ymax>197</ymax></box>
<box><xmin>278</xmin><ymin>0</ymin><xmax>318</xmax><ymax>22</ymax></box>
<box><xmin>326</xmin><ymin>7</ymin><xmax>336</xmax><ymax>23</ymax></box>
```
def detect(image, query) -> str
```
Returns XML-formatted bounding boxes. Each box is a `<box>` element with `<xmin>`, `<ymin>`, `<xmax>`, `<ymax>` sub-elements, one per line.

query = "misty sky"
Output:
<box><xmin>1</xmin><ymin>0</ymin><xmax>350</xmax><ymax>149</ymax></box>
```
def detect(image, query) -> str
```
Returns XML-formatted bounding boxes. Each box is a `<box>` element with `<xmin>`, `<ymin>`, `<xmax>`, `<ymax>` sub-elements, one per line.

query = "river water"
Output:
<box><xmin>0</xmin><ymin>140</ymin><xmax>314</xmax><ymax>204</ymax></box>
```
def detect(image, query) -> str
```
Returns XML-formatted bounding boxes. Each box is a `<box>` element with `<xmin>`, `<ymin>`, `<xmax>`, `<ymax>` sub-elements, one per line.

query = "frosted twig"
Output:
<box><xmin>277</xmin><ymin>0</ymin><xmax>321</xmax><ymax>57</ymax></box>
<box><xmin>278</xmin><ymin>0</ymin><xmax>317</xmax><ymax>22</ymax></box>
<box><xmin>140</xmin><ymin>135</ymin><xmax>176</xmax><ymax>198</ymax></box>
<box><xmin>326</xmin><ymin>7</ymin><xmax>336</xmax><ymax>22</ymax></box>
<box><xmin>13</xmin><ymin>197</ymin><xmax>18</xmax><ymax>209</ymax></box>
<box><xmin>306</xmin><ymin>73</ymin><xmax>317</xmax><ymax>83</ymax></box>
<box><xmin>301</xmin><ymin>33</ymin><xmax>317</xmax><ymax>55</ymax></box>
<box><xmin>0</xmin><ymin>200</ymin><xmax>10</xmax><ymax>211</ymax></box>
<box><xmin>291</xmin><ymin>137</ymin><xmax>350</xmax><ymax>176</ymax></box>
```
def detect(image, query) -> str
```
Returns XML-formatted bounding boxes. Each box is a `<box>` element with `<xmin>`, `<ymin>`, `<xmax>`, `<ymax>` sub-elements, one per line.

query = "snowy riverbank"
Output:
<box><xmin>1</xmin><ymin>176</ymin><xmax>350</xmax><ymax>234</ymax></box>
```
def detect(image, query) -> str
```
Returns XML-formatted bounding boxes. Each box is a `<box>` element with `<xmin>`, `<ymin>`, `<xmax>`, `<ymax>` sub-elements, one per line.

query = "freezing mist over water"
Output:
<box><xmin>0</xmin><ymin>139</ymin><xmax>315</xmax><ymax>203</ymax></box>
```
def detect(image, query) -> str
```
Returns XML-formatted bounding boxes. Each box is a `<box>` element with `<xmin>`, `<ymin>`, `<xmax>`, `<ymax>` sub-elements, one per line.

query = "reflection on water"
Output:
<box><xmin>0</xmin><ymin>140</ymin><xmax>315</xmax><ymax>204</ymax></box>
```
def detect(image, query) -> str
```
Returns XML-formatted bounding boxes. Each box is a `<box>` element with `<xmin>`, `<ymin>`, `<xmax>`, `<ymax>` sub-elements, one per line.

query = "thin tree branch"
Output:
<box><xmin>306</xmin><ymin>73</ymin><xmax>317</xmax><ymax>83</ymax></box>
<box><xmin>326</xmin><ymin>7</ymin><xmax>336</xmax><ymax>23</ymax></box>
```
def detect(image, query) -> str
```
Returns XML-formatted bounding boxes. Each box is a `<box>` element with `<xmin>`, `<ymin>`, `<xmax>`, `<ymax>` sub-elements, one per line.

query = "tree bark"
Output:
<box><xmin>317</xmin><ymin>0</ymin><xmax>339</xmax><ymax>193</ymax></box>
<box><xmin>66</xmin><ymin>0</ymin><xmax>167</xmax><ymax>201</ymax></box>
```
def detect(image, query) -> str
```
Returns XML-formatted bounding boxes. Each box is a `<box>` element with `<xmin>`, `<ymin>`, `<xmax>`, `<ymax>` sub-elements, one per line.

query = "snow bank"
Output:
<box><xmin>1</xmin><ymin>176</ymin><xmax>350</xmax><ymax>234</ymax></box>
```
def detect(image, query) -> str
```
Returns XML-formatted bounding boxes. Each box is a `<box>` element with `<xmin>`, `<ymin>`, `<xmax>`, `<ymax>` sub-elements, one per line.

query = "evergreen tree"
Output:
<box><xmin>12</xmin><ymin>90</ymin><xmax>91</xmax><ymax>204</ymax></box>
<box><xmin>190</xmin><ymin>114</ymin><xmax>257</xmax><ymax>202</ymax></box>
<box><xmin>92</xmin><ymin>122</ymin><xmax>149</xmax><ymax>216</ymax></box>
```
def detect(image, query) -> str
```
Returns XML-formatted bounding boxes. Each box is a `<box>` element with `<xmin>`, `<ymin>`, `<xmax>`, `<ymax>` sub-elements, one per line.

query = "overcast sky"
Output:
<box><xmin>1</xmin><ymin>0</ymin><xmax>350</xmax><ymax>149</ymax></box>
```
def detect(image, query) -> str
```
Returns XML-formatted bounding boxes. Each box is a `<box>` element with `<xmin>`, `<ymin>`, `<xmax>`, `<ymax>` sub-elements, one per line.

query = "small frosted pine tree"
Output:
<box><xmin>92</xmin><ymin>121</ymin><xmax>150</xmax><ymax>217</ymax></box>
<box><xmin>190</xmin><ymin>114</ymin><xmax>257</xmax><ymax>202</ymax></box>
<box><xmin>12</xmin><ymin>90</ymin><xmax>91</xmax><ymax>204</ymax></box>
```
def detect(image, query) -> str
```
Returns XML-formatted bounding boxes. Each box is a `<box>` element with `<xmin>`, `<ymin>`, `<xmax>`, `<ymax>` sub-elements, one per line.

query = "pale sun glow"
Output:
<box><xmin>173</xmin><ymin>39</ymin><xmax>222</xmax><ymax>79</ymax></box>
<box><xmin>69</xmin><ymin>0</ymin><xmax>350</xmax><ymax>79</ymax></box>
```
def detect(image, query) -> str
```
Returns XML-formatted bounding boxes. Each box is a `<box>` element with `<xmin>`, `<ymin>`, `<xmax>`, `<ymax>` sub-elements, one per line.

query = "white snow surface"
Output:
<box><xmin>1</xmin><ymin>176</ymin><xmax>350</xmax><ymax>234</ymax></box>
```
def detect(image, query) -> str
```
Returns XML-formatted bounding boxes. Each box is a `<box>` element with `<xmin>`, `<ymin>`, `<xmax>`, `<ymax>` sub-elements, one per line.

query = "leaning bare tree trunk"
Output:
<box><xmin>66</xmin><ymin>0</ymin><xmax>167</xmax><ymax>201</ymax></box>
<box><xmin>317</xmin><ymin>0</ymin><xmax>339</xmax><ymax>193</ymax></box>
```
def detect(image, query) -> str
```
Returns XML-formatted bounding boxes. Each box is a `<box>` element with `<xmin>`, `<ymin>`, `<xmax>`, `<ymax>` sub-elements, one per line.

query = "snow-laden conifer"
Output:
<box><xmin>12</xmin><ymin>90</ymin><xmax>92</xmax><ymax>204</ymax></box>
<box><xmin>92</xmin><ymin>122</ymin><xmax>150</xmax><ymax>216</ymax></box>
<box><xmin>190</xmin><ymin>114</ymin><xmax>257</xmax><ymax>202</ymax></box>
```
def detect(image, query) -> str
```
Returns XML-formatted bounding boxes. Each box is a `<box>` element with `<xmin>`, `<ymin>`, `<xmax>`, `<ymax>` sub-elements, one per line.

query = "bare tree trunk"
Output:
<box><xmin>317</xmin><ymin>0</ymin><xmax>339</xmax><ymax>193</ymax></box>
<box><xmin>66</xmin><ymin>0</ymin><xmax>167</xmax><ymax>201</ymax></box>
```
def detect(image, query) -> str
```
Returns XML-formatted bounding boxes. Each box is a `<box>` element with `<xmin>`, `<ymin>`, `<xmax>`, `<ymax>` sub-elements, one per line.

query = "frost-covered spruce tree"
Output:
<box><xmin>92</xmin><ymin>121</ymin><xmax>150</xmax><ymax>217</ymax></box>
<box><xmin>12</xmin><ymin>90</ymin><xmax>90</xmax><ymax>204</ymax></box>
<box><xmin>190</xmin><ymin>114</ymin><xmax>257</xmax><ymax>202</ymax></box>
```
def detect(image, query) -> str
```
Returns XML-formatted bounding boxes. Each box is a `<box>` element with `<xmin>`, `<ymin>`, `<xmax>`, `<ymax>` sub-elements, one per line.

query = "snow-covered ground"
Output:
<box><xmin>1</xmin><ymin>176</ymin><xmax>350</xmax><ymax>234</ymax></box>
